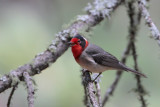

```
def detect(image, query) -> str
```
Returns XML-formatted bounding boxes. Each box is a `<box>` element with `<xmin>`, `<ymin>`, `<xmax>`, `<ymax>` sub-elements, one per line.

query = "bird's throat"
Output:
<box><xmin>71</xmin><ymin>45</ymin><xmax>83</xmax><ymax>59</ymax></box>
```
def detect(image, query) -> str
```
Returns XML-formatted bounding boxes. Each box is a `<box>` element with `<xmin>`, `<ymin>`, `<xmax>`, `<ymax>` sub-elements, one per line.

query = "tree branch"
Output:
<box><xmin>83</xmin><ymin>85</ymin><xmax>90</xmax><ymax>107</ymax></box>
<box><xmin>129</xmin><ymin>1</ymin><xmax>148</xmax><ymax>106</ymax></box>
<box><xmin>102</xmin><ymin>0</ymin><xmax>145</xmax><ymax>106</ymax></box>
<box><xmin>95</xmin><ymin>82</ymin><xmax>102</xmax><ymax>107</ymax></box>
<box><xmin>102</xmin><ymin>42</ymin><xmax>132</xmax><ymax>107</ymax></box>
<box><xmin>0</xmin><ymin>0</ymin><xmax>123</xmax><ymax>93</ymax></box>
<box><xmin>138</xmin><ymin>0</ymin><xmax>160</xmax><ymax>45</ymax></box>
<box><xmin>131</xmin><ymin>42</ymin><xmax>147</xmax><ymax>107</ymax></box>
<box><xmin>23</xmin><ymin>72</ymin><xmax>35</xmax><ymax>107</ymax></box>
<box><xmin>82</xmin><ymin>70</ymin><xmax>99</xmax><ymax>107</ymax></box>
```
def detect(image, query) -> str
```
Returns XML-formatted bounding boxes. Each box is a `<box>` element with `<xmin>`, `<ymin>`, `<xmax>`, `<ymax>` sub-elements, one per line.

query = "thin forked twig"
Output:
<box><xmin>128</xmin><ymin>1</ymin><xmax>147</xmax><ymax>106</ymax></box>
<box><xmin>102</xmin><ymin>42</ymin><xmax>132</xmax><ymax>107</ymax></box>
<box><xmin>7</xmin><ymin>82</ymin><xmax>18</xmax><ymax>107</ymax></box>
<box><xmin>131</xmin><ymin>43</ymin><xmax>147</xmax><ymax>107</ymax></box>
<box><xmin>127</xmin><ymin>0</ymin><xmax>147</xmax><ymax>106</ymax></box>
<box><xmin>102</xmin><ymin>0</ymin><xmax>145</xmax><ymax>106</ymax></box>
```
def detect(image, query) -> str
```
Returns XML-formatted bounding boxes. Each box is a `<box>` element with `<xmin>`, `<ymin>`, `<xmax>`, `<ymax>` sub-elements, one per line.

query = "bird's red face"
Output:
<box><xmin>70</xmin><ymin>38</ymin><xmax>81</xmax><ymax>47</ymax></box>
<box><xmin>69</xmin><ymin>34</ymin><xmax>88</xmax><ymax>60</ymax></box>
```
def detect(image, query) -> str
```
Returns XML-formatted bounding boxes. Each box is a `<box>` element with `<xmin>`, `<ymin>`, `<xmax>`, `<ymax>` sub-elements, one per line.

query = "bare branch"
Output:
<box><xmin>0</xmin><ymin>0</ymin><xmax>123</xmax><ymax>94</ymax></box>
<box><xmin>23</xmin><ymin>72</ymin><xmax>35</xmax><ymax>107</ymax></box>
<box><xmin>131</xmin><ymin>42</ymin><xmax>147</xmax><ymax>107</ymax></box>
<box><xmin>127</xmin><ymin>1</ymin><xmax>148</xmax><ymax>106</ymax></box>
<box><xmin>83</xmin><ymin>86</ymin><xmax>90</xmax><ymax>107</ymax></box>
<box><xmin>88</xmin><ymin>82</ymin><xmax>99</xmax><ymax>107</ymax></box>
<box><xmin>102</xmin><ymin>39</ymin><xmax>132</xmax><ymax>107</ymax></box>
<box><xmin>82</xmin><ymin>70</ymin><xmax>91</xmax><ymax>107</ymax></box>
<box><xmin>7</xmin><ymin>82</ymin><xmax>18</xmax><ymax>107</ymax></box>
<box><xmin>138</xmin><ymin>0</ymin><xmax>160</xmax><ymax>45</ymax></box>
<box><xmin>82</xmin><ymin>70</ymin><xmax>99</xmax><ymax>107</ymax></box>
<box><xmin>102</xmin><ymin>0</ymin><xmax>143</xmax><ymax>106</ymax></box>
<box><xmin>95</xmin><ymin>82</ymin><xmax>102</xmax><ymax>107</ymax></box>
<box><xmin>91</xmin><ymin>73</ymin><xmax>102</xmax><ymax>107</ymax></box>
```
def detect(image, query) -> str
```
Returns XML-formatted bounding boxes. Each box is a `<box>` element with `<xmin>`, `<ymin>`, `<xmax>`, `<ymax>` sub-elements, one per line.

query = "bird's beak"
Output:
<box><xmin>68</xmin><ymin>41</ymin><xmax>75</xmax><ymax>47</ymax></box>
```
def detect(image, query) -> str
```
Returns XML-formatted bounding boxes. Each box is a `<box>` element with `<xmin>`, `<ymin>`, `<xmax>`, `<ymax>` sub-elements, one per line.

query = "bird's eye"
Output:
<box><xmin>78</xmin><ymin>40</ymin><xmax>81</xmax><ymax>43</ymax></box>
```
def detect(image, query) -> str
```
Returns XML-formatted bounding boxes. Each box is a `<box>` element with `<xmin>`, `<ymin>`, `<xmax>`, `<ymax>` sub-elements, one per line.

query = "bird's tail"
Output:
<box><xmin>119</xmin><ymin>62</ymin><xmax>147</xmax><ymax>78</ymax></box>
<box><xmin>125</xmin><ymin>67</ymin><xmax>147</xmax><ymax>78</ymax></box>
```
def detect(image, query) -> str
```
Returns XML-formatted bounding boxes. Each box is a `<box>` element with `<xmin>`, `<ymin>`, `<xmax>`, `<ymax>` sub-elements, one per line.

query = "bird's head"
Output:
<box><xmin>69</xmin><ymin>34</ymin><xmax>88</xmax><ymax>59</ymax></box>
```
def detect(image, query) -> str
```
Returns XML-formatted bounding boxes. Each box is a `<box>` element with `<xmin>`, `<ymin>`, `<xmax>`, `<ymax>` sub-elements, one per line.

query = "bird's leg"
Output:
<box><xmin>92</xmin><ymin>72</ymin><xmax>102</xmax><ymax>83</ymax></box>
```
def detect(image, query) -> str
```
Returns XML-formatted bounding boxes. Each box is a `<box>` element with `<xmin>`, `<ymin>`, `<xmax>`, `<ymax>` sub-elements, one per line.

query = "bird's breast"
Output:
<box><xmin>77</xmin><ymin>52</ymin><xmax>113</xmax><ymax>73</ymax></box>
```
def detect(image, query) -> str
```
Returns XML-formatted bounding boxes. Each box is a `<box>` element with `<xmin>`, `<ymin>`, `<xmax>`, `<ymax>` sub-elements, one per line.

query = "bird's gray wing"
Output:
<box><xmin>90</xmin><ymin>53</ymin><xmax>124</xmax><ymax>70</ymax></box>
<box><xmin>90</xmin><ymin>53</ymin><xmax>147</xmax><ymax>77</ymax></box>
<box><xmin>85</xmin><ymin>44</ymin><xmax>124</xmax><ymax>70</ymax></box>
<box><xmin>85</xmin><ymin>44</ymin><xmax>147</xmax><ymax>77</ymax></box>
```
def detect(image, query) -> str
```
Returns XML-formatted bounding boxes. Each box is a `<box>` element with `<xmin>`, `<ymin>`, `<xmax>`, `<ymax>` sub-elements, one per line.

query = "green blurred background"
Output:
<box><xmin>0</xmin><ymin>0</ymin><xmax>160</xmax><ymax>107</ymax></box>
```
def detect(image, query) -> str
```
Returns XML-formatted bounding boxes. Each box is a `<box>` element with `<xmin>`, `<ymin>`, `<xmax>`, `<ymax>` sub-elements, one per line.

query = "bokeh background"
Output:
<box><xmin>0</xmin><ymin>0</ymin><xmax>160</xmax><ymax>107</ymax></box>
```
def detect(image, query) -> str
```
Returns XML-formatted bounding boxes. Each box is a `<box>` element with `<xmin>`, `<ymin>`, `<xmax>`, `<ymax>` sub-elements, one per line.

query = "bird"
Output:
<box><xmin>69</xmin><ymin>34</ymin><xmax>146</xmax><ymax>80</ymax></box>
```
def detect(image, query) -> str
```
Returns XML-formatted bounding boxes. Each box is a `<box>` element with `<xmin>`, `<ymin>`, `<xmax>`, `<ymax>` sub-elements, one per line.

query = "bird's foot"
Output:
<box><xmin>91</xmin><ymin>72</ymin><xmax>102</xmax><ymax>83</ymax></box>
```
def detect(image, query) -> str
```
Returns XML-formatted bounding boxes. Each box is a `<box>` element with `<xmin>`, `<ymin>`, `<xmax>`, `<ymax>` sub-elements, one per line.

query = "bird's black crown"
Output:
<box><xmin>73</xmin><ymin>34</ymin><xmax>86</xmax><ymax>49</ymax></box>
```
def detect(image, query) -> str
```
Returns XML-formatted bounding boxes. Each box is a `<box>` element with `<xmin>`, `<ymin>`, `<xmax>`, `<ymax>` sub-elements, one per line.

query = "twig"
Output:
<box><xmin>102</xmin><ymin>0</ymin><xmax>142</xmax><ymax>106</ymax></box>
<box><xmin>138</xmin><ymin>0</ymin><xmax>160</xmax><ymax>45</ymax></box>
<box><xmin>7</xmin><ymin>82</ymin><xmax>18</xmax><ymax>107</ymax></box>
<box><xmin>128</xmin><ymin>1</ymin><xmax>147</xmax><ymax>106</ymax></box>
<box><xmin>131</xmin><ymin>42</ymin><xmax>147</xmax><ymax>107</ymax></box>
<box><xmin>88</xmin><ymin>82</ymin><xmax>99</xmax><ymax>107</ymax></box>
<box><xmin>0</xmin><ymin>0</ymin><xmax>123</xmax><ymax>94</ymax></box>
<box><xmin>127</xmin><ymin>1</ymin><xmax>147</xmax><ymax>106</ymax></box>
<box><xmin>23</xmin><ymin>72</ymin><xmax>35</xmax><ymax>107</ymax></box>
<box><xmin>95</xmin><ymin>82</ymin><xmax>102</xmax><ymax>107</ymax></box>
<box><xmin>82</xmin><ymin>70</ymin><xmax>99</xmax><ymax>107</ymax></box>
<box><xmin>102</xmin><ymin>40</ymin><xmax>132</xmax><ymax>107</ymax></box>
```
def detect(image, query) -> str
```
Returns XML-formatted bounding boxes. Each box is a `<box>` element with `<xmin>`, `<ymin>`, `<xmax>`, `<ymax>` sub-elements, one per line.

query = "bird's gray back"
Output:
<box><xmin>84</xmin><ymin>43</ymin><xmax>126</xmax><ymax>70</ymax></box>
